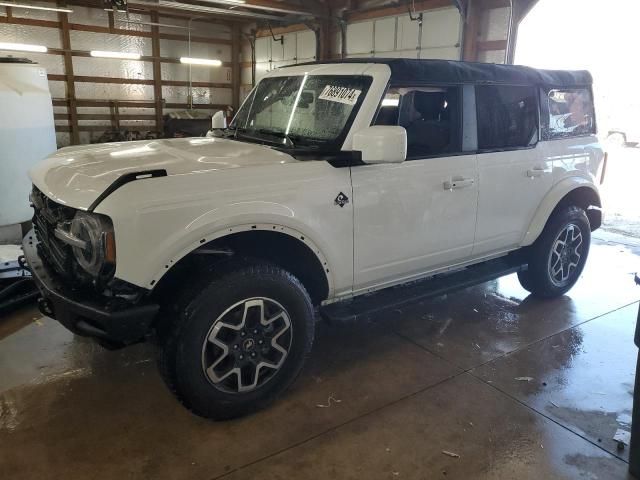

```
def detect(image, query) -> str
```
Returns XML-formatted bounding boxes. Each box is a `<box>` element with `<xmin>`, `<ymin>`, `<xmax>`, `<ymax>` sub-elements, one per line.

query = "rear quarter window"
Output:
<box><xmin>543</xmin><ymin>88</ymin><xmax>596</xmax><ymax>139</ymax></box>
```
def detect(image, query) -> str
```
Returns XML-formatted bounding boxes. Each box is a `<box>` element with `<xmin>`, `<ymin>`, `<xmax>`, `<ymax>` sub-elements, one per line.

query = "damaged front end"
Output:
<box><xmin>25</xmin><ymin>186</ymin><xmax>159</xmax><ymax>349</ymax></box>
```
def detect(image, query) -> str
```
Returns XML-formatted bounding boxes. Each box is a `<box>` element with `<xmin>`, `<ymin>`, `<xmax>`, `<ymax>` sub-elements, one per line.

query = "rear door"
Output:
<box><xmin>472</xmin><ymin>85</ymin><xmax>553</xmax><ymax>256</ymax></box>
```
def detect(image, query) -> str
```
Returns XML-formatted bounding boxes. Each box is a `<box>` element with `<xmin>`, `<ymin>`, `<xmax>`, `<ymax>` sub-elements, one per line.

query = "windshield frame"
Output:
<box><xmin>229</xmin><ymin>74</ymin><xmax>374</xmax><ymax>154</ymax></box>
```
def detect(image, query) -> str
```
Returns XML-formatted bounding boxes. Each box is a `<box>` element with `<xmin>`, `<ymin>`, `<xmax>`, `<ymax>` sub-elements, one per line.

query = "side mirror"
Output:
<box><xmin>211</xmin><ymin>110</ymin><xmax>227</xmax><ymax>129</ymax></box>
<box><xmin>352</xmin><ymin>126</ymin><xmax>407</xmax><ymax>164</ymax></box>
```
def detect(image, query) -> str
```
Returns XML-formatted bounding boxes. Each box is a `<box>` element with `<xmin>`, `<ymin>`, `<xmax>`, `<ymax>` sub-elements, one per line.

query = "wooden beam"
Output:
<box><xmin>126</xmin><ymin>0</ymin><xmax>278</xmax><ymax>23</ymax></box>
<box><xmin>164</xmin><ymin>103</ymin><xmax>226</xmax><ymax>110</ymax></box>
<box><xmin>58</xmin><ymin>11</ymin><xmax>79</xmax><ymax>145</ymax></box>
<box><xmin>35</xmin><ymin>0</ymin><xmax>257</xmax><ymax>24</ymax></box>
<box><xmin>163</xmin><ymin>80</ymin><xmax>230</xmax><ymax>88</ymax></box>
<box><xmin>53</xmin><ymin>99</ymin><xmax>157</xmax><ymax>108</ymax></box>
<box><xmin>47</xmin><ymin>74</ymin><xmax>230</xmax><ymax>89</ymax></box>
<box><xmin>231</xmin><ymin>23</ymin><xmax>241</xmax><ymax>110</ymax></box>
<box><xmin>69</xmin><ymin>22</ymin><xmax>233</xmax><ymax>45</ymax></box>
<box><xmin>345</xmin><ymin>0</ymin><xmax>451</xmax><ymax>22</ymax></box>
<box><xmin>55</xmin><ymin>113</ymin><xmax>157</xmax><ymax>120</ymax></box>
<box><xmin>243</xmin><ymin>0</ymin><xmax>314</xmax><ymax>15</ymax></box>
<box><xmin>157</xmin><ymin>12</ymin><xmax>233</xmax><ymax>26</ymax></box>
<box><xmin>255</xmin><ymin>24</ymin><xmax>310</xmax><ymax>38</ymax></box>
<box><xmin>150</xmin><ymin>10</ymin><xmax>164</xmax><ymax>134</ymax></box>
<box><xmin>0</xmin><ymin>16</ymin><xmax>61</xmax><ymax>28</ymax></box>
<box><xmin>476</xmin><ymin>39</ymin><xmax>508</xmax><ymax>51</ymax></box>
<box><xmin>55</xmin><ymin>125</ymin><xmax>153</xmax><ymax>132</ymax></box>
<box><xmin>52</xmin><ymin>99</ymin><xmax>227</xmax><ymax>109</ymax></box>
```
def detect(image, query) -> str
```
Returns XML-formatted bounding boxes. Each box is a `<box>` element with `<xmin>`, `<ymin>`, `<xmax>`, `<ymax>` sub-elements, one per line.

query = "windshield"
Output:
<box><xmin>230</xmin><ymin>75</ymin><xmax>372</xmax><ymax>150</ymax></box>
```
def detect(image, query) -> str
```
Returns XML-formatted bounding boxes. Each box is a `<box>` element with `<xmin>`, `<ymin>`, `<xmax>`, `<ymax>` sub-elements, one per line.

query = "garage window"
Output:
<box><xmin>375</xmin><ymin>86</ymin><xmax>461</xmax><ymax>158</ymax></box>
<box><xmin>544</xmin><ymin>88</ymin><xmax>595</xmax><ymax>139</ymax></box>
<box><xmin>476</xmin><ymin>85</ymin><xmax>538</xmax><ymax>150</ymax></box>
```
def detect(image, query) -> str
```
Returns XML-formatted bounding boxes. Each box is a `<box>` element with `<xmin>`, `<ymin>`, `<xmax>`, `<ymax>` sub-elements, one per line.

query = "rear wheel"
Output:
<box><xmin>518</xmin><ymin>206</ymin><xmax>591</xmax><ymax>298</ymax></box>
<box><xmin>158</xmin><ymin>262</ymin><xmax>315</xmax><ymax>420</ymax></box>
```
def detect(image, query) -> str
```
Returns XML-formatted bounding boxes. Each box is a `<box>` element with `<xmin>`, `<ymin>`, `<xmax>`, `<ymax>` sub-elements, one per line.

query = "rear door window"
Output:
<box><xmin>475</xmin><ymin>85</ymin><xmax>538</xmax><ymax>150</ymax></box>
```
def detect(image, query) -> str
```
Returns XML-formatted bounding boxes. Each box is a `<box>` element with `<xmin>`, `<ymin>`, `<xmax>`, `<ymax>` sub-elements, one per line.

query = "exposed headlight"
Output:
<box><xmin>55</xmin><ymin>212</ymin><xmax>116</xmax><ymax>278</ymax></box>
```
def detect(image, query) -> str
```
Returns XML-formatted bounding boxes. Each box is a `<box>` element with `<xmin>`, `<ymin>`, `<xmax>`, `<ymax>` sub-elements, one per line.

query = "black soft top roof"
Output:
<box><xmin>298</xmin><ymin>58</ymin><xmax>592</xmax><ymax>88</ymax></box>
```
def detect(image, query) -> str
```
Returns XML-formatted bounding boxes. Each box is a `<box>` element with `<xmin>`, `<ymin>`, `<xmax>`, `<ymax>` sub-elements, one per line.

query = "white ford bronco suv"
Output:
<box><xmin>24</xmin><ymin>59</ymin><xmax>604</xmax><ymax>419</ymax></box>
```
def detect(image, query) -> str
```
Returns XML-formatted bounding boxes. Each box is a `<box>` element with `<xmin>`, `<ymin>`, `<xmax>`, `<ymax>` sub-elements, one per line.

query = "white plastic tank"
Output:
<box><xmin>0</xmin><ymin>57</ymin><xmax>56</xmax><ymax>227</ymax></box>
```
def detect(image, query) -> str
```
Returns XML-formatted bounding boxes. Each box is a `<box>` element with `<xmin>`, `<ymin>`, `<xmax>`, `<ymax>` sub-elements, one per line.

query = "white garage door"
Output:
<box><xmin>341</xmin><ymin>6</ymin><xmax>462</xmax><ymax>60</ymax></box>
<box><xmin>252</xmin><ymin>29</ymin><xmax>317</xmax><ymax>83</ymax></box>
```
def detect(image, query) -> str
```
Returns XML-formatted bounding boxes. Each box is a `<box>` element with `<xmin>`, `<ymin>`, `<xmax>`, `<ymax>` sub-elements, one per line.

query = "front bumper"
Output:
<box><xmin>23</xmin><ymin>229</ymin><xmax>159</xmax><ymax>347</ymax></box>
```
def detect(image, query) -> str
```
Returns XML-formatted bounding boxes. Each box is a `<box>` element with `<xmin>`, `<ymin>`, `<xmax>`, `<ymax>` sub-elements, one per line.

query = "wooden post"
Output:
<box><xmin>150</xmin><ymin>11</ymin><xmax>164</xmax><ymax>135</ymax></box>
<box><xmin>58</xmin><ymin>11</ymin><xmax>80</xmax><ymax>145</ymax></box>
<box><xmin>462</xmin><ymin>0</ymin><xmax>481</xmax><ymax>61</ymax></box>
<box><xmin>318</xmin><ymin>19</ymin><xmax>332</xmax><ymax>61</ymax></box>
<box><xmin>107</xmin><ymin>10</ymin><xmax>115</xmax><ymax>32</ymax></box>
<box><xmin>231</xmin><ymin>23</ymin><xmax>241</xmax><ymax>110</ymax></box>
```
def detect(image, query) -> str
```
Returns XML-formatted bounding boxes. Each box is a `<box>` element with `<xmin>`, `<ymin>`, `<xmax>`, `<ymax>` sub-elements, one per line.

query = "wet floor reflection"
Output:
<box><xmin>0</xmin><ymin>241</ymin><xmax>638</xmax><ymax>478</ymax></box>
<box><xmin>473</xmin><ymin>302</ymin><xmax>638</xmax><ymax>462</ymax></box>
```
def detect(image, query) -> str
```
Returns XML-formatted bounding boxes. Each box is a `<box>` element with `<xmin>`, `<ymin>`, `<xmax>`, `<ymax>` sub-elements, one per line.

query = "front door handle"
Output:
<box><xmin>444</xmin><ymin>177</ymin><xmax>475</xmax><ymax>190</ymax></box>
<box><xmin>527</xmin><ymin>167</ymin><xmax>546</xmax><ymax>178</ymax></box>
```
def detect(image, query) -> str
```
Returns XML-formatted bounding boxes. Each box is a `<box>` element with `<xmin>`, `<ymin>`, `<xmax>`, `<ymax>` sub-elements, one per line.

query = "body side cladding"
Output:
<box><xmin>147</xmin><ymin>223</ymin><xmax>334</xmax><ymax>297</ymax></box>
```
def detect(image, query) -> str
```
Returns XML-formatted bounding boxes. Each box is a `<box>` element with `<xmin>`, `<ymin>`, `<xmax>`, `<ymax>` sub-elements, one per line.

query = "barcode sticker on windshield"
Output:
<box><xmin>318</xmin><ymin>85</ymin><xmax>362</xmax><ymax>106</ymax></box>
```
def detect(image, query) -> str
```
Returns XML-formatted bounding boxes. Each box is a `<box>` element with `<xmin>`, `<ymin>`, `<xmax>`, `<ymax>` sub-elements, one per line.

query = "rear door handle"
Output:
<box><xmin>527</xmin><ymin>167</ymin><xmax>546</xmax><ymax>178</ymax></box>
<box><xmin>444</xmin><ymin>177</ymin><xmax>475</xmax><ymax>190</ymax></box>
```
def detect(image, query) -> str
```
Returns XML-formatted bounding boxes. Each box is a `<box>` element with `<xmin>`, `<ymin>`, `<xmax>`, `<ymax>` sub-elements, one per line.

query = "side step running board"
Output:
<box><xmin>321</xmin><ymin>252</ymin><xmax>528</xmax><ymax>323</ymax></box>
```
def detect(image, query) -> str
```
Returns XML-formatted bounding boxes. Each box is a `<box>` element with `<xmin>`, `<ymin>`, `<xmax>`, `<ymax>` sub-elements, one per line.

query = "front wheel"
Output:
<box><xmin>158</xmin><ymin>262</ymin><xmax>315</xmax><ymax>420</ymax></box>
<box><xmin>518</xmin><ymin>206</ymin><xmax>591</xmax><ymax>298</ymax></box>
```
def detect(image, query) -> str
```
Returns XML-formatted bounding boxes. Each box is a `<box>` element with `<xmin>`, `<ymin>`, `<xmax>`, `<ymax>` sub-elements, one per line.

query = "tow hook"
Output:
<box><xmin>38</xmin><ymin>297</ymin><xmax>54</xmax><ymax>317</ymax></box>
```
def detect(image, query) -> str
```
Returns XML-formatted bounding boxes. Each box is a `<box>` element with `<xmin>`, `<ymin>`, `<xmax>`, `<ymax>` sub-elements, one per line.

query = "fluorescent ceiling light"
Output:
<box><xmin>196</xmin><ymin>0</ymin><xmax>311</xmax><ymax>15</ymax></box>
<box><xmin>180</xmin><ymin>57</ymin><xmax>222</xmax><ymax>66</ymax></box>
<box><xmin>130</xmin><ymin>1</ymin><xmax>285</xmax><ymax>21</ymax></box>
<box><xmin>0</xmin><ymin>2</ymin><xmax>73</xmax><ymax>13</ymax></box>
<box><xmin>91</xmin><ymin>50</ymin><xmax>141</xmax><ymax>60</ymax></box>
<box><xmin>107</xmin><ymin>15</ymin><xmax>192</xmax><ymax>30</ymax></box>
<box><xmin>0</xmin><ymin>42</ymin><xmax>47</xmax><ymax>53</ymax></box>
<box><xmin>202</xmin><ymin>0</ymin><xmax>245</xmax><ymax>4</ymax></box>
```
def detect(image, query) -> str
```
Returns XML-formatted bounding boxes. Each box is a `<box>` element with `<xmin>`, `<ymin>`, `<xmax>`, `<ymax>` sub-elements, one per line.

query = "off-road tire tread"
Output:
<box><xmin>157</xmin><ymin>260</ymin><xmax>314</xmax><ymax>420</ymax></box>
<box><xmin>519</xmin><ymin>205</ymin><xmax>590</xmax><ymax>298</ymax></box>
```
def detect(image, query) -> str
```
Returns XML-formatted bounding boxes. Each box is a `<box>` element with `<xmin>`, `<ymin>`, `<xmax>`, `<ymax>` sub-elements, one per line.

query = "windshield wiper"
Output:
<box><xmin>255</xmin><ymin>128</ymin><xmax>295</xmax><ymax>148</ymax></box>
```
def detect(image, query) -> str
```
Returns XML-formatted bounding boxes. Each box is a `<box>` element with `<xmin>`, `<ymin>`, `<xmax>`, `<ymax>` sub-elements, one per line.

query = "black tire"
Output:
<box><xmin>158</xmin><ymin>262</ymin><xmax>315</xmax><ymax>420</ymax></box>
<box><xmin>518</xmin><ymin>206</ymin><xmax>591</xmax><ymax>298</ymax></box>
<box><xmin>516</xmin><ymin>269</ymin><xmax>534</xmax><ymax>292</ymax></box>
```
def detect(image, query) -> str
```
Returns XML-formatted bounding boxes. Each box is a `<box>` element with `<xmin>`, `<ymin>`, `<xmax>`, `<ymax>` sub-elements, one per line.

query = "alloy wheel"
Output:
<box><xmin>201</xmin><ymin>297</ymin><xmax>292</xmax><ymax>394</ymax></box>
<box><xmin>547</xmin><ymin>223</ymin><xmax>583</xmax><ymax>287</ymax></box>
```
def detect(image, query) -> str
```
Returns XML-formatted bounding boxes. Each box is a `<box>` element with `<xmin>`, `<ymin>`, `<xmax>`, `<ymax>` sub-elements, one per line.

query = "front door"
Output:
<box><xmin>351</xmin><ymin>86</ymin><xmax>479</xmax><ymax>292</ymax></box>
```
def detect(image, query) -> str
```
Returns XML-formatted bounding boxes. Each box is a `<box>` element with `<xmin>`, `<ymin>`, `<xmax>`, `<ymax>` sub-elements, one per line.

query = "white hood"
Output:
<box><xmin>29</xmin><ymin>137</ymin><xmax>297</xmax><ymax>210</ymax></box>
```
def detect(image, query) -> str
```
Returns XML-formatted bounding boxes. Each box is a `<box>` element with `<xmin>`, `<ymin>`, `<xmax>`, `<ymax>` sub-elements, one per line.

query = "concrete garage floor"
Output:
<box><xmin>1</xmin><ymin>238</ymin><xmax>640</xmax><ymax>479</ymax></box>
